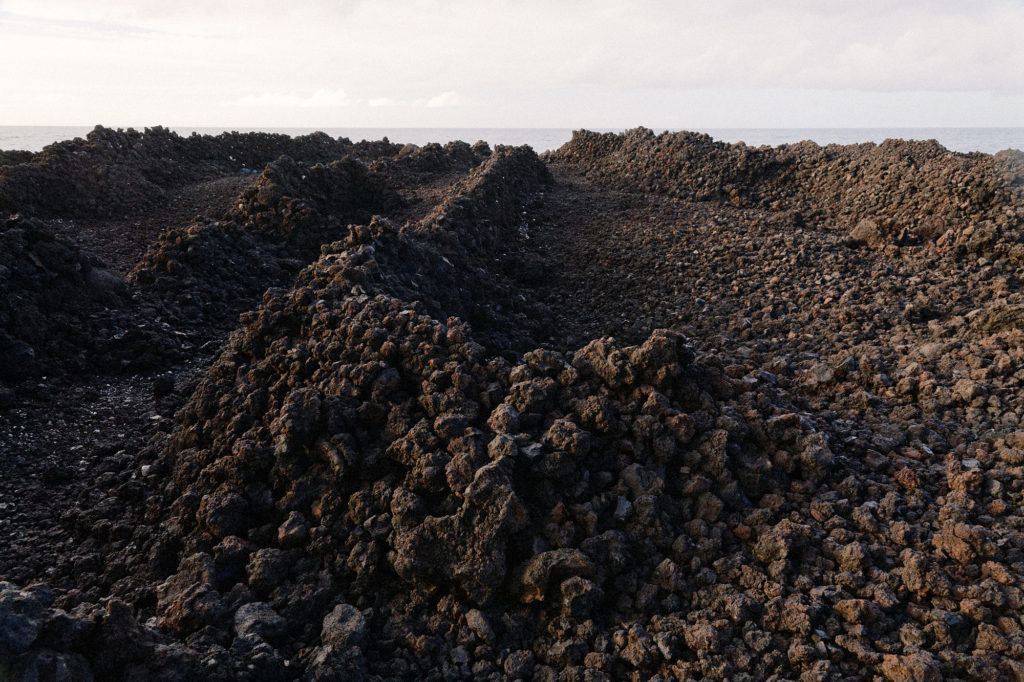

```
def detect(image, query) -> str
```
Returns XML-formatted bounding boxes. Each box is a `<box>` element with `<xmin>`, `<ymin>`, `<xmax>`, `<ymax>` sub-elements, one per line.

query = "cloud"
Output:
<box><xmin>366</xmin><ymin>92</ymin><xmax>469</xmax><ymax>108</ymax></box>
<box><xmin>225</xmin><ymin>89</ymin><xmax>353</xmax><ymax>109</ymax></box>
<box><xmin>426</xmin><ymin>91</ymin><xmax>467</xmax><ymax>108</ymax></box>
<box><xmin>5</xmin><ymin>0</ymin><xmax>1023</xmax><ymax>93</ymax></box>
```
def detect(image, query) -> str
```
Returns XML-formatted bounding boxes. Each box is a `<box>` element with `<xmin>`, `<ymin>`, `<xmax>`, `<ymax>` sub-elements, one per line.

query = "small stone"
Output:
<box><xmin>321</xmin><ymin>603</ymin><xmax>366</xmax><ymax>647</ymax></box>
<box><xmin>450</xmin><ymin>645</ymin><xmax>470</xmax><ymax>665</ymax></box>
<box><xmin>880</xmin><ymin>651</ymin><xmax>942</xmax><ymax>682</ymax></box>
<box><xmin>836</xmin><ymin>541</ymin><xmax>867</xmax><ymax>572</ymax></box>
<box><xmin>487</xmin><ymin>404</ymin><xmax>520</xmax><ymax>434</ymax></box>
<box><xmin>277</xmin><ymin>511</ymin><xmax>309</xmax><ymax>549</ymax></box>
<box><xmin>234</xmin><ymin>602</ymin><xmax>287</xmax><ymax>643</ymax></box>
<box><xmin>614</xmin><ymin>496</ymin><xmax>633</xmax><ymax>521</ymax></box>
<box><xmin>849</xmin><ymin>219</ymin><xmax>885</xmax><ymax>249</ymax></box>
<box><xmin>516</xmin><ymin>549</ymin><xmax>595</xmax><ymax>603</ymax></box>
<box><xmin>684</xmin><ymin>621</ymin><xmax>722</xmax><ymax>653</ymax></box>
<box><xmin>953</xmin><ymin>378</ymin><xmax>982</xmax><ymax>403</ymax></box>
<box><xmin>833</xmin><ymin>599</ymin><xmax>880</xmax><ymax>624</ymax></box>
<box><xmin>560</xmin><ymin>576</ymin><xmax>604</xmax><ymax>618</ymax></box>
<box><xmin>465</xmin><ymin>609</ymin><xmax>494</xmax><ymax>643</ymax></box>
<box><xmin>153</xmin><ymin>375</ymin><xmax>175</xmax><ymax>399</ymax></box>
<box><xmin>504</xmin><ymin>649</ymin><xmax>535</xmax><ymax>678</ymax></box>
<box><xmin>246</xmin><ymin>549</ymin><xmax>288</xmax><ymax>595</ymax></box>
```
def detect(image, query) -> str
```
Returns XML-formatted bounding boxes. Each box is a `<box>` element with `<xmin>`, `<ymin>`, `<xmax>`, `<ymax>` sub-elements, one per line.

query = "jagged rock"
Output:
<box><xmin>850</xmin><ymin>218</ymin><xmax>886</xmax><ymax>249</ymax></box>
<box><xmin>321</xmin><ymin>603</ymin><xmax>367</xmax><ymax>647</ymax></box>
<box><xmin>234</xmin><ymin>602</ymin><xmax>287</xmax><ymax>643</ymax></box>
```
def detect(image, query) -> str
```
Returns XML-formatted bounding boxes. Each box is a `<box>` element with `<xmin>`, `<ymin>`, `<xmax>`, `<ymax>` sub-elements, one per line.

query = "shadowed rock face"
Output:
<box><xmin>0</xmin><ymin>215</ymin><xmax>134</xmax><ymax>378</ymax></box>
<box><xmin>3</xmin><ymin>131</ymin><xmax>1024</xmax><ymax>681</ymax></box>
<box><xmin>128</xmin><ymin>155</ymin><xmax>400</xmax><ymax>329</ymax></box>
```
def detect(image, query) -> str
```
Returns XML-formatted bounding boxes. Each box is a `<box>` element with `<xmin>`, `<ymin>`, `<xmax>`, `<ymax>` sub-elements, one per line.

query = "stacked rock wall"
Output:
<box><xmin>0</xmin><ymin>140</ymin><xmax>492</xmax><ymax>382</ymax></box>
<box><xmin>0</xmin><ymin>126</ymin><xmax>402</xmax><ymax>218</ymax></box>
<box><xmin>550</xmin><ymin>128</ymin><xmax>1024</xmax><ymax>256</ymax></box>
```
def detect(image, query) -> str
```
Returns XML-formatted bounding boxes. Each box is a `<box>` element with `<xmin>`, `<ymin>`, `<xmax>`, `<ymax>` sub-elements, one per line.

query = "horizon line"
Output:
<box><xmin>3</xmin><ymin>124</ymin><xmax>1024</xmax><ymax>130</ymax></box>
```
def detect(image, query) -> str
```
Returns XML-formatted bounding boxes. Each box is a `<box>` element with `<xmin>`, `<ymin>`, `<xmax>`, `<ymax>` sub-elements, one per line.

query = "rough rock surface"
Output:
<box><xmin>0</xmin><ymin>125</ymin><xmax>401</xmax><ymax>218</ymax></box>
<box><xmin>2</xmin><ymin>129</ymin><xmax>1024</xmax><ymax>681</ymax></box>
<box><xmin>0</xmin><ymin>214</ymin><xmax>160</xmax><ymax>378</ymax></box>
<box><xmin>549</xmin><ymin>127</ymin><xmax>1024</xmax><ymax>258</ymax></box>
<box><xmin>127</xmin><ymin>154</ymin><xmax>399</xmax><ymax>329</ymax></box>
<box><xmin>0</xmin><ymin>141</ymin><xmax>489</xmax><ymax>381</ymax></box>
<box><xmin>140</xmin><ymin>145</ymin><xmax>828</xmax><ymax>680</ymax></box>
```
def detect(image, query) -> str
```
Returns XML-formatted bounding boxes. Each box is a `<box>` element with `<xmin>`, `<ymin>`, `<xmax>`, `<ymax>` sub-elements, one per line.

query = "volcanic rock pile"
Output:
<box><xmin>128</xmin><ymin>155</ymin><xmax>399</xmax><ymax>329</ymax></box>
<box><xmin>2</xmin><ymin>129</ymin><xmax>1024</xmax><ymax>681</ymax></box>
<box><xmin>0</xmin><ymin>214</ymin><xmax>162</xmax><ymax>378</ymax></box>
<box><xmin>136</xmin><ymin>147</ymin><xmax>835</xmax><ymax>680</ymax></box>
<box><xmin>550</xmin><ymin>128</ymin><xmax>1024</xmax><ymax>258</ymax></box>
<box><xmin>0</xmin><ymin>139</ymin><xmax>489</xmax><ymax>381</ymax></box>
<box><xmin>0</xmin><ymin>126</ymin><xmax>401</xmax><ymax>218</ymax></box>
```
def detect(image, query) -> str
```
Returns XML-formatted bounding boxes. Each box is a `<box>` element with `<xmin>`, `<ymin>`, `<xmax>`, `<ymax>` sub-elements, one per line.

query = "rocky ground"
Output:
<box><xmin>1</xmin><ymin>126</ymin><xmax>1024</xmax><ymax>681</ymax></box>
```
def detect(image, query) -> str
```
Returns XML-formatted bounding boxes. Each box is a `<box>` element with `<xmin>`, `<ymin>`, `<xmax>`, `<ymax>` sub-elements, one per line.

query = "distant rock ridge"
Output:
<box><xmin>0</xmin><ymin>125</ymin><xmax>402</xmax><ymax>218</ymax></box>
<box><xmin>549</xmin><ymin>127</ymin><xmax>1024</xmax><ymax>259</ymax></box>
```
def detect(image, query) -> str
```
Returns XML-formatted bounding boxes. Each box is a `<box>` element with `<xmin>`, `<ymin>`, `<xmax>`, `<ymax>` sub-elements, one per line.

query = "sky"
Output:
<box><xmin>1</xmin><ymin>0</ymin><xmax>1023</xmax><ymax>128</ymax></box>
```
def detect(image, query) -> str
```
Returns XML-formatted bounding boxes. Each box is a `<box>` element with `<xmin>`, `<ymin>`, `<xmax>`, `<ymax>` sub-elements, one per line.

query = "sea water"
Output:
<box><xmin>1</xmin><ymin>126</ymin><xmax>1023</xmax><ymax>155</ymax></box>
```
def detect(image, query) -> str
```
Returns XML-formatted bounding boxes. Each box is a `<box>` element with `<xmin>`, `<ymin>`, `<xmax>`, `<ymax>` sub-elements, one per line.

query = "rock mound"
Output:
<box><xmin>550</xmin><ymin>128</ymin><xmax>1024</xmax><ymax>257</ymax></box>
<box><xmin>0</xmin><ymin>140</ymin><xmax>492</xmax><ymax>382</ymax></box>
<box><xmin>0</xmin><ymin>215</ymin><xmax>179</xmax><ymax>379</ymax></box>
<box><xmin>0</xmin><ymin>126</ymin><xmax>402</xmax><ymax>218</ymax></box>
<box><xmin>128</xmin><ymin>155</ymin><xmax>397</xmax><ymax>331</ymax></box>
<box><xmin>125</xmin><ymin>146</ymin><xmax>845</xmax><ymax>680</ymax></box>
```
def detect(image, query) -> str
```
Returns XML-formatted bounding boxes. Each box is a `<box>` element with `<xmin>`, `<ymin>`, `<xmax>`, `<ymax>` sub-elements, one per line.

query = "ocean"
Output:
<box><xmin>1</xmin><ymin>126</ymin><xmax>1023</xmax><ymax>155</ymax></box>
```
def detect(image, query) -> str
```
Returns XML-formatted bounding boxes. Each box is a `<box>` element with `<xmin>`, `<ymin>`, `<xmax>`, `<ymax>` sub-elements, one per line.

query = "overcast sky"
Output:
<box><xmin>2</xmin><ymin>0</ymin><xmax>1023</xmax><ymax>128</ymax></box>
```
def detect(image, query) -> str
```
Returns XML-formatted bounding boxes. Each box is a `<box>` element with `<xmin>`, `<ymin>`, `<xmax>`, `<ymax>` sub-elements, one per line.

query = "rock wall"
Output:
<box><xmin>0</xmin><ymin>125</ymin><xmax>402</xmax><ymax>218</ymax></box>
<box><xmin>550</xmin><ymin>128</ymin><xmax>1024</xmax><ymax>256</ymax></box>
<box><xmin>0</xmin><ymin>142</ymin><xmax>490</xmax><ymax>381</ymax></box>
<box><xmin>127</xmin><ymin>155</ymin><xmax>396</xmax><ymax>332</ymax></box>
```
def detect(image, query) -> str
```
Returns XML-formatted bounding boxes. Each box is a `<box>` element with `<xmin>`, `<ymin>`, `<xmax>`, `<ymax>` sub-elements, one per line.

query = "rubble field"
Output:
<box><xmin>1</xmin><ymin>126</ymin><xmax>1024</xmax><ymax>681</ymax></box>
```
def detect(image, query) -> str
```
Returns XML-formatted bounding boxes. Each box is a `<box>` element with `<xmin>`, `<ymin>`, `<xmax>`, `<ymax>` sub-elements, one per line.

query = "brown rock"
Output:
<box><xmin>880</xmin><ymin>652</ymin><xmax>942</xmax><ymax>682</ymax></box>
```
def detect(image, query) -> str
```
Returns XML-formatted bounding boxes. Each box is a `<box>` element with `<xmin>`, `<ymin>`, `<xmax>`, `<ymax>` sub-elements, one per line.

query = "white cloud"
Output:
<box><xmin>426</xmin><ymin>91</ymin><xmax>467</xmax><ymax>108</ymax></box>
<box><xmin>366</xmin><ymin>92</ymin><xmax>468</xmax><ymax>109</ymax></box>
<box><xmin>226</xmin><ymin>89</ymin><xmax>353</xmax><ymax>109</ymax></box>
